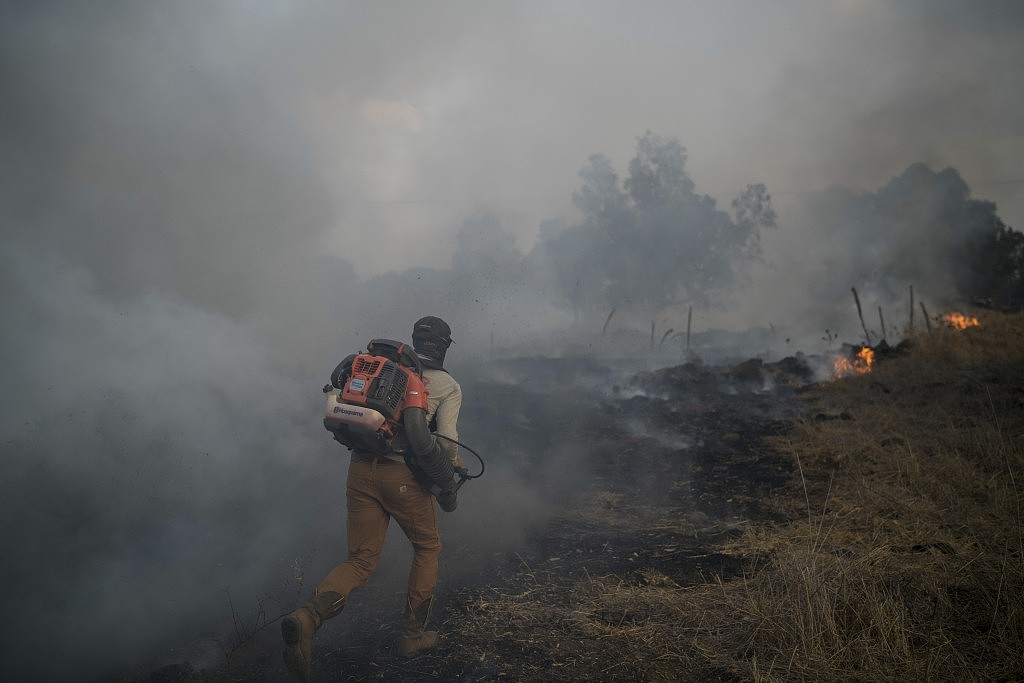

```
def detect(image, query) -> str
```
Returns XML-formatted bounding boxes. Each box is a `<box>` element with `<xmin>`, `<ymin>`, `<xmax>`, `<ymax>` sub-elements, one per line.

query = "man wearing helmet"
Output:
<box><xmin>281</xmin><ymin>316</ymin><xmax>464</xmax><ymax>681</ymax></box>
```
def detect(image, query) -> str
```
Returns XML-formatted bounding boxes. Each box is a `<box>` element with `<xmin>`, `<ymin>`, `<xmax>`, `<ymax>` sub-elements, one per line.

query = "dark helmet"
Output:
<box><xmin>412</xmin><ymin>316</ymin><xmax>453</xmax><ymax>369</ymax></box>
<box><xmin>413</xmin><ymin>316</ymin><xmax>453</xmax><ymax>344</ymax></box>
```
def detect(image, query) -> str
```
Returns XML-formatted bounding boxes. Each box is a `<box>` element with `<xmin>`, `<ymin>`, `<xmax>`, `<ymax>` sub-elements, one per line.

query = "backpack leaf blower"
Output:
<box><xmin>322</xmin><ymin>338</ymin><xmax>483</xmax><ymax>510</ymax></box>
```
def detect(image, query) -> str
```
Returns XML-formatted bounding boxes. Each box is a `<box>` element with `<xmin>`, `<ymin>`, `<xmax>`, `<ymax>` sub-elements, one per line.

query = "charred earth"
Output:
<box><xmin>124</xmin><ymin>313</ymin><xmax>1024</xmax><ymax>682</ymax></box>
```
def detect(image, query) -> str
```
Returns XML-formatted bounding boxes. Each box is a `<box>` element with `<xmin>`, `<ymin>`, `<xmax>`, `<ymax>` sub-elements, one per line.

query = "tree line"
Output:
<box><xmin>342</xmin><ymin>131</ymin><xmax>1024</xmax><ymax>350</ymax></box>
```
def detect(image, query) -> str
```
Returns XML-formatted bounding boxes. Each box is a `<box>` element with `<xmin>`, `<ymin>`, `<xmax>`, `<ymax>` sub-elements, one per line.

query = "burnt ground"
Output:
<box><xmin>133</xmin><ymin>355</ymin><xmax>812</xmax><ymax>683</ymax></box>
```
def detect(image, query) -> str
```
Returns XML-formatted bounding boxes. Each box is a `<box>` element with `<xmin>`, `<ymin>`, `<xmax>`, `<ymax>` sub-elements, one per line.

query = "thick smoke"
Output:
<box><xmin>0</xmin><ymin>238</ymin><xmax>583</xmax><ymax>680</ymax></box>
<box><xmin>0</xmin><ymin>242</ymin><xmax>341</xmax><ymax>678</ymax></box>
<box><xmin>3</xmin><ymin>2</ymin><xmax>1024</xmax><ymax>680</ymax></box>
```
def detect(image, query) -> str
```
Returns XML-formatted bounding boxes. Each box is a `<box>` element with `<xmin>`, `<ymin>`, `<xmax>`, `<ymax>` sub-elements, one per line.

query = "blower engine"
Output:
<box><xmin>322</xmin><ymin>338</ymin><xmax>425</xmax><ymax>455</ymax></box>
<box><xmin>321</xmin><ymin>339</ymin><xmax>466</xmax><ymax>509</ymax></box>
<box><xmin>322</xmin><ymin>338</ymin><xmax>484</xmax><ymax>511</ymax></box>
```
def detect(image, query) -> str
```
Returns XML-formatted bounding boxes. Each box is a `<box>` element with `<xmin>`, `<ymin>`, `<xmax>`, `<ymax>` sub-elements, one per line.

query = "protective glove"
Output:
<box><xmin>438</xmin><ymin>488</ymin><xmax>458</xmax><ymax>512</ymax></box>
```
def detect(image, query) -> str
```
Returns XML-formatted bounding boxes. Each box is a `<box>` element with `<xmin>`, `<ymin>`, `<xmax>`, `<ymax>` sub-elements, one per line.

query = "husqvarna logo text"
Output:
<box><xmin>334</xmin><ymin>407</ymin><xmax>365</xmax><ymax>416</ymax></box>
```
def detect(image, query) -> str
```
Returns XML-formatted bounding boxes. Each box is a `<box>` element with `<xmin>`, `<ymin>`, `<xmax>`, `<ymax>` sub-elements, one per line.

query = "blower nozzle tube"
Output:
<box><xmin>402</xmin><ymin>407</ymin><xmax>458</xmax><ymax>511</ymax></box>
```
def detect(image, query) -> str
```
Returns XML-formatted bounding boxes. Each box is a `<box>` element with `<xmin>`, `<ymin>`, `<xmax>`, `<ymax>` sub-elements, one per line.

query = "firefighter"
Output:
<box><xmin>281</xmin><ymin>317</ymin><xmax>463</xmax><ymax>681</ymax></box>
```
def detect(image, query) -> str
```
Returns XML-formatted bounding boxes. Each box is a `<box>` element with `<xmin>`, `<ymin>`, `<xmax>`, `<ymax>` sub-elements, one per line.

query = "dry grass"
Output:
<box><xmin>726</xmin><ymin>311</ymin><xmax>1024</xmax><ymax>681</ymax></box>
<box><xmin>448</xmin><ymin>312</ymin><xmax>1024</xmax><ymax>682</ymax></box>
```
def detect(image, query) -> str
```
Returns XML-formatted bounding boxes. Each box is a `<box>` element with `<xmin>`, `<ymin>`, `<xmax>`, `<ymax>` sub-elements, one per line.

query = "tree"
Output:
<box><xmin>732</xmin><ymin>183</ymin><xmax>777</xmax><ymax>259</ymax></box>
<box><xmin>452</xmin><ymin>213</ymin><xmax>523</xmax><ymax>288</ymax></box>
<box><xmin>529</xmin><ymin>218</ymin><xmax>605</xmax><ymax>319</ymax></box>
<box><xmin>801</xmin><ymin>162</ymin><xmax>1023</xmax><ymax>309</ymax></box>
<box><xmin>448</xmin><ymin>213</ymin><xmax>536</xmax><ymax>342</ymax></box>
<box><xmin>542</xmin><ymin>131</ymin><xmax>773</xmax><ymax>316</ymax></box>
<box><xmin>967</xmin><ymin>222</ymin><xmax>1024</xmax><ymax>309</ymax></box>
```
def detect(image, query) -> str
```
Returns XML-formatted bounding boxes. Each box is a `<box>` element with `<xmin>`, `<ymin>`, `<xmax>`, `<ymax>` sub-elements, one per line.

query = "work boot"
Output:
<box><xmin>399</xmin><ymin>595</ymin><xmax>438</xmax><ymax>657</ymax></box>
<box><xmin>281</xmin><ymin>590</ymin><xmax>345</xmax><ymax>681</ymax></box>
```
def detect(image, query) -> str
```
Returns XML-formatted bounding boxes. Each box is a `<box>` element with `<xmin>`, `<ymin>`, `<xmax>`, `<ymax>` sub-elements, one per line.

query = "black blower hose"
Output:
<box><xmin>434</xmin><ymin>433</ymin><xmax>485</xmax><ymax>479</ymax></box>
<box><xmin>402</xmin><ymin>407</ymin><xmax>456</xmax><ymax>491</ymax></box>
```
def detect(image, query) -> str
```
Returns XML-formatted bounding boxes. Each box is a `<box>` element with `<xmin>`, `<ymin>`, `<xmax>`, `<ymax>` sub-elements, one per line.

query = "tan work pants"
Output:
<box><xmin>317</xmin><ymin>454</ymin><xmax>441</xmax><ymax>609</ymax></box>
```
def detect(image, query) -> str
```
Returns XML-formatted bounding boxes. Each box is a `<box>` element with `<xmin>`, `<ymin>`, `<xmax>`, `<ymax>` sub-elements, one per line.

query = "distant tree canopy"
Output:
<box><xmin>969</xmin><ymin>223</ymin><xmax>1024</xmax><ymax>309</ymax></box>
<box><xmin>537</xmin><ymin>131</ymin><xmax>775</xmax><ymax>317</ymax></box>
<box><xmin>450</xmin><ymin>213</ymin><xmax>534</xmax><ymax>313</ymax></box>
<box><xmin>806</xmin><ymin>163</ymin><xmax>1024</xmax><ymax>309</ymax></box>
<box><xmin>340</xmin><ymin>142</ymin><xmax>1023</xmax><ymax>356</ymax></box>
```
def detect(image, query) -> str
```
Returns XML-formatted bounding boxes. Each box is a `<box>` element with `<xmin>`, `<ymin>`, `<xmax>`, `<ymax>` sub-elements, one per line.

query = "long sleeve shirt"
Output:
<box><xmin>422</xmin><ymin>368</ymin><xmax>462</xmax><ymax>464</ymax></box>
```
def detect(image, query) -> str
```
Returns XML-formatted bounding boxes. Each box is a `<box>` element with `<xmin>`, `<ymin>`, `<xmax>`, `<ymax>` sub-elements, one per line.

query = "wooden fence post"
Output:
<box><xmin>852</xmin><ymin>287</ymin><xmax>872</xmax><ymax>345</ymax></box>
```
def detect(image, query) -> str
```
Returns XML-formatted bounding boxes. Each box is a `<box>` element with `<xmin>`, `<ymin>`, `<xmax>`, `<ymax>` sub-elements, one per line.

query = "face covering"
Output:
<box><xmin>412</xmin><ymin>333</ymin><xmax>450</xmax><ymax>370</ymax></box>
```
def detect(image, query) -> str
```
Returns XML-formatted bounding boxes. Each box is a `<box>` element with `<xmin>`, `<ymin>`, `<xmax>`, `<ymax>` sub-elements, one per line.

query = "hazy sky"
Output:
<box><xmin>318</xmin><ymin>0</ymin><xmax>1023</xmax><ymax>267</ymax></box>
<box><xmin>4</xmin><ymin>0</ymin><xmax>1023</xmax><ymax>281</ymax></box>
<box><xmin>310</xmin><ymin>0</ymin><xmax>1024</xmax><ymax>276</ymax></box>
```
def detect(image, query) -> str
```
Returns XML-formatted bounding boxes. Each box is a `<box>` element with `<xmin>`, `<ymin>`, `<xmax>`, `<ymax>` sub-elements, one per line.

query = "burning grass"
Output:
<box><xmin>447</xmin><ymin>312</ymin><xmax>1024</xmax><ymax>682</ymax></box>
<box><xmin>942</xmin><ymin>311</ymin><xmax>981</xmax><ymax>330</ymax></box>
<box><xmin>831</xmin><ymin>345</ymin><xmax>874</xmax><ymax>379</ymax></box>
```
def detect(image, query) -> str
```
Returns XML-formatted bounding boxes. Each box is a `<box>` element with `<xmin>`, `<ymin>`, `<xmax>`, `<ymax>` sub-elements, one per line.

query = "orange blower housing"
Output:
<box><xmin>324</xmin><ymin>339</ymin><xmax>427</xmax><ymax>454</ymax></box>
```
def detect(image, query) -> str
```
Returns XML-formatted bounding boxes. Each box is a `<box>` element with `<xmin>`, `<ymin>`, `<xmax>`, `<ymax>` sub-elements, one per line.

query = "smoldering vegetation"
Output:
<box><xmin>439</xmin><ymin>312</ymin><xmax>1024</xmax><ymax>683</ymax></box>
<box><xmin>3</xmin><ymin>143</ymin><xmax>1022</xmax><ymax>681</ymax></box>
<box><xmin>3</xmin><ymin>4</ymin><xmax>1024</xmax><ymax>681</ymax></box>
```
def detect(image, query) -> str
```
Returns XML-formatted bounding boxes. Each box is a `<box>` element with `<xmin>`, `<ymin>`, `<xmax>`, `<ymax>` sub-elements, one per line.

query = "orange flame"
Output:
<box><xmin>833</xmin><ymin>346</ymin><xmax>875</xmax><ymax>378</ymax></box>
<box><xmin>942</xmin><ymin>311</ymin><xmax>980</xmax><ymax>330</ymax></box>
